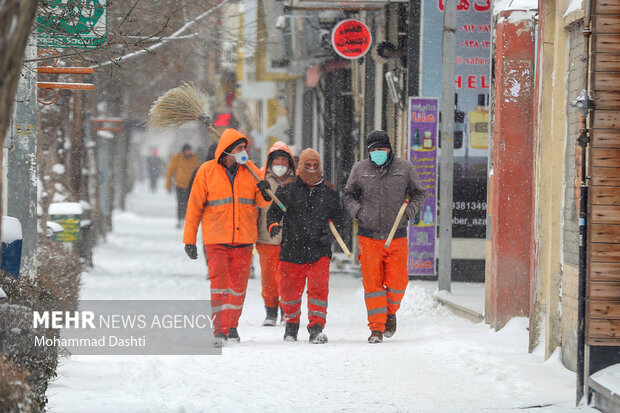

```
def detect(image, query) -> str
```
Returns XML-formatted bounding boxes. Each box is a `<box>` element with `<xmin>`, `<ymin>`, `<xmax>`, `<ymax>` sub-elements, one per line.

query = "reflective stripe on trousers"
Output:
<box><xmin>279</xmin><ymin>256</ymin><xmax>330</xmax><ymax>328</ymax></box>
<box><xmin>205</xmin><ymin>244</ymin><xmax>253</xmax><ymax>335</ymax></box>
<box><xmin>358</xmin><ymin>235</ymin><xmax>408</xmax><ymax>333</ymax></box>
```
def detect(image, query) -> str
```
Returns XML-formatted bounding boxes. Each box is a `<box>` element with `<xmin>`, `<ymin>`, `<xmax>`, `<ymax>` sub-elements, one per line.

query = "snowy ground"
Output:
<box><xmin>46</xmin><ymin>182</ymin><xmax>598</xmax><ymax>413</ymax></box>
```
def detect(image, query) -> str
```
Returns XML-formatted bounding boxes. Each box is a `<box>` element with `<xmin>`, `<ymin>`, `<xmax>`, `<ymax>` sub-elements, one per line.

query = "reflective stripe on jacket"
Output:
<box><xmin>183</xmin><ymin>128</ymin><xmax>270</xmax><ymax>245</ymax></box>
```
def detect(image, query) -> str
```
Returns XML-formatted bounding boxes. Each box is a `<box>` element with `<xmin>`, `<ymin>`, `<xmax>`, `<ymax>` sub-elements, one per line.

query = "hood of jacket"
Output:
<box><xmin>215</xmin><ymin>128</ymin><xmax>249</xmax><ymax>162</ymax></box>
<box><xmin>262</xmin><ymin>141</ymin><xmax>296</xmax><ymax>179</ymax></box>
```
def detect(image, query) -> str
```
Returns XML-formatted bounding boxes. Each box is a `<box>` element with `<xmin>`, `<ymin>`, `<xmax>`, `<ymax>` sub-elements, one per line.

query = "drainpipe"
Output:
<box><xmin>576</xmin><ymin>0</ymin><xmax>592</xmax><ymax>404</ymax></box>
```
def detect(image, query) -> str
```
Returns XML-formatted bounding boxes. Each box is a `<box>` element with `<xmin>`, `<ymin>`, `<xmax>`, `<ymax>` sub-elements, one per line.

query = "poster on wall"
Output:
<box><xmin>422</xmin><ymin>0</ymin><xmax>492</xmax><ymax>239</ymax></box>
<box><xmin>408</xmin><ymin>98</ymin><xmax>438</xmax><ymax>276</ymax></box>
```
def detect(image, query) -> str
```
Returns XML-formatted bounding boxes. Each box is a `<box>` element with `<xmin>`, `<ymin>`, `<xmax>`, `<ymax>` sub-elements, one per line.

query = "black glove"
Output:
<box><xmin>257</xmin><ymin>180</ymin><xmax>272</xmax><ymax>202</ymax></box>
<box><xmin>269</xmin><ymin>225</ymin><xmax>281</xmax><ymax>239</ymax></box>
<box><xmin>318</xmin><ymin>228</ymin><xmax>333</xmax><ymax>245</ymax></box>
<box><xmin>185</xmin><ymin>244</ymin><xmax>198</xmax><ymax>260</ymax></box>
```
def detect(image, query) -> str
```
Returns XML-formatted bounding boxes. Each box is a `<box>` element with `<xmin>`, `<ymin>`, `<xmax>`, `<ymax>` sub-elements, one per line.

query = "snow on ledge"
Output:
<box><xmin>49</xmin><ymin>202</ymin><xmax>83</xmax><ymax>216</ymax></box>
<box><xmin>494</xmin><ymin>0</ymin><xmax>538</xmax><ymax>15</ymax></box>
<box><xmin>591</xmin><ymin>364</ymin><xmax>620</xmax><ymax>397</ymax></box>
<box><xmin>563</xmin><ymin>0</ymin><xmax>583</xmax><ymax>18</ymax></box>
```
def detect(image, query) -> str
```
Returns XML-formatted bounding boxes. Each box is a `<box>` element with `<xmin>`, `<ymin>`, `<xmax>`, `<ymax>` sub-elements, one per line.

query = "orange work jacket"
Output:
<box><xmin>183</xmin><ymin>128</ymin><xmax>270</xmax><ymax>245</ymax></box>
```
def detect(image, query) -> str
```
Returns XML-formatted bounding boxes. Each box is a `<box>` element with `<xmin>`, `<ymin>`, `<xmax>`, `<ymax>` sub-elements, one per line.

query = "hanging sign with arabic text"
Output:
<box><xmin>331</xmin><ymin>19</ymin><xmax>372</xmax><ymax>59</ymax></box>
<box><xmin>37</xmin><ymin>0</ymin><xmax>107</xmax><ymax>50</ymax></box>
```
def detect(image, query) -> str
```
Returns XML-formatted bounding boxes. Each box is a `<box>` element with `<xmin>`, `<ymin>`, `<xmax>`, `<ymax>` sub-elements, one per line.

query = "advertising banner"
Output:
<box><xmin>422</xmin><ymin>0</ymin><xmax>492</xmax><ymax>239</ymax></box>
<box><xmin>408</xmin><ymin>98</ymin><xmax>438</xmax><ymax>276</ymax></box>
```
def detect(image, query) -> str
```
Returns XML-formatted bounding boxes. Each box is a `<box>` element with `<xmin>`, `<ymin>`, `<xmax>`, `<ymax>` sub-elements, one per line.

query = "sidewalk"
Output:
<box><xmin>46</xmin><ymin>185</ymin><xmax>592</xmax><ymax>412</ymax></box>
<box><xmin>432</xmin><ymin>281</ymin><xmax>485</xmax><ymax>323</ymax></box>
<box><xmin>332</xmin><ymin>253</ymin><xmax>486</xmax><ymax>324</ymax></box>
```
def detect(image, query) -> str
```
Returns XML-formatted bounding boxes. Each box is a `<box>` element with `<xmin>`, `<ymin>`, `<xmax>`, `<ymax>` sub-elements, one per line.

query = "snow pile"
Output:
<box><xmin>1</xmin><ymin>216</ymin><xmax>22</xmax><ymax>243</ymax></box>
<box><xmin>51</xmin><ymin>163</ymin><xmax>66</xmax><ymax>175</ymax></box>
<box><xmin>591</xmin><ymin>364</ymin><xmax>620</xmax><ymax>396</ymax></box>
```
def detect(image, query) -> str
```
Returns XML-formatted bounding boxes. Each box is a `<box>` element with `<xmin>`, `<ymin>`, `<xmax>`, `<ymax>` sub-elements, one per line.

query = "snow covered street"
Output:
<box><xmin>46</xmin><ymin>184</ymin><xmax>596</xmax><ymax>413</ymax></box>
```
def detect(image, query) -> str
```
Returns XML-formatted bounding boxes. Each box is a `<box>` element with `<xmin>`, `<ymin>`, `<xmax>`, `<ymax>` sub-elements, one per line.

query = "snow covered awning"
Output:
<box><xmin>49</xmin><ymin>202</ymin><xmax>83</xmax><ymax>216</ymax></box>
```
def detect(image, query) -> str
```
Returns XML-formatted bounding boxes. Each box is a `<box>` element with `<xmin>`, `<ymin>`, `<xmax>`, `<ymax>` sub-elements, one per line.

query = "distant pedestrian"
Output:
<box><xmin>266</xmin><ymin>149</ymin><xmax>344</xmax><ymax>344</ymax></box>
<box><xmin>165</xmin><ymin>143</ymin><xmax>200</xmax><ymax>228</ymax></box>
<box><xmin>147</xmin><ymin>149</ymin><xmax>162</xmax><ymax>192</ymax></box>
<box><xmin>183</xmin><ymin>129</ymin><xmax>271</xmax><ymax>347</ymax></box>
<box><xmin>343</xmin><ymin>130</ymin><xmax>426</xmax><ymax>344</ymax></box>
<box><xmin>256</xmin><ymin>141</ymin><xmax>296</xmax><ymax>326</ymax></box>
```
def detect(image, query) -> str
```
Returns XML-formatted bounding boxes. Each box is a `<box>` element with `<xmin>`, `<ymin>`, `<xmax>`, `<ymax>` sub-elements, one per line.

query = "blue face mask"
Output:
<box><xmin>370</xmin><ymin>150</ymin><xmax>388</xmax><ymax>165</ymax></box>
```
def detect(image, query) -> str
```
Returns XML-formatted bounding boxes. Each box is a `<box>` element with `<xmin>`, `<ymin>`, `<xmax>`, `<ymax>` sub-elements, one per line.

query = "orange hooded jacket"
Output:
<box><xmin>183</xmin><ymin>129</ymin><xmax>270</xmax><ymax>245</ymax></box>
<box><xmin>257</xmin><ymin>141</ymin><xmax>296</xmax><ymax>244</ymax></box>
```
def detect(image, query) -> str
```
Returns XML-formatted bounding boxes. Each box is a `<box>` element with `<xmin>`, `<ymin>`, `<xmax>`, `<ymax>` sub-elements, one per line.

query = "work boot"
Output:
<box><xmin>308</xmin><ymin>324</ymin><xmax>328</xmax><ymax>344</ymax></box>
<box><xmin>368</xmin><ymin>330</ymin><xmax>383</xmax><ymax>344</ymax></box>
<box><xmin>213</xmin><ymin>332</ymin><xmax>227</xmax><ymax>348</ymax></box>
<box><xmin>262</xmin><ymin>306</ymin><xmax>278</xmax><ymax>327</ymax></box>
<box><xmin>228</xmin><ymin>327</ymin><xmax>240</xmax><ymax>343</ymax></box>
<box><xmin>283</xmin><ymin>323</ymin><xmax>299</xmax><ymax>342</ymax></box>
<box><xmin>384</xmin><ymin>314</ymin><xmax>397</xmax><ymax>338</ymax></box>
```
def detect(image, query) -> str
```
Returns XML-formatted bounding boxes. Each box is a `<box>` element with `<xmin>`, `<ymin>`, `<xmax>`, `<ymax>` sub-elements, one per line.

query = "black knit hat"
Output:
<box><xmin>223</xmin><ymin>138</ymin><xmax>247</xmax><ymax>154</ymax></box>
<box><xmin>366</xmin><ymin>130</ymin><xmax>392</xmax><ymax>150</ymax></box>
<box><xmin>182</xmin><ymin>143</ymin><xmax>192</xmax><ymax>152</ymax></box>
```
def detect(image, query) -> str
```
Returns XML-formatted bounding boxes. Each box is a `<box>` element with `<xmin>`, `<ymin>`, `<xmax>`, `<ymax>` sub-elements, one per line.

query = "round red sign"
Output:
<box><xmin>331</xmin><ymin>19</ymin><xmax>372</xmax><ymax>60</ymax></box>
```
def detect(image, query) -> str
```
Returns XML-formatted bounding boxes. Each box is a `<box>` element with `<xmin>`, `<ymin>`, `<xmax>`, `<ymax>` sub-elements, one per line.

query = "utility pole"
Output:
<box><xmin>69</xmin><ymin>89</ymin><xmax>84</xmax><ymax>200</ymax></box>
<box><xmin>8</xmin><ymin>38</ymin><xmax>38</xmax><ymax>279</ymax></box>
<box><xmin>438</xmin><ymin>0</ymin><xmax>457</xmax><ymax>292</ymax></box>
<box><xmin>407</xmin><ymin>0</ymin><xmax>421</xmax><ymax>97</ymax></box>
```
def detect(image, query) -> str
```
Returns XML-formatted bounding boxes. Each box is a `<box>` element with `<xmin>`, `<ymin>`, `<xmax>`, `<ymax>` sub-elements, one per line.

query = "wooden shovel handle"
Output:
<box><xmin>385</xmin><ymin>200</ymin><xmax>409</xmax><ymax>249</ymax></box>
<box><xmin>329</xmin><ymin>220</ymin><xmax>353</xmax><ymax>259</ymax></box>
<box><xmin>245</xmin><ymin>165</ymin><xmax>287</xmax><ymax>212</ymax></box>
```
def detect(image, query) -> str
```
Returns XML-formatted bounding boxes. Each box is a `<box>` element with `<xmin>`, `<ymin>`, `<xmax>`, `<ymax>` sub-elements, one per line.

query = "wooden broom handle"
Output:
<box><xmin>329</xmin><ymin>220</ymin><xmax>353</xmax><ymax>259</ymax></box>
<box><xmin>205</xmin><ymin>122</ymin><xmax>287</xmax><ymax>212</ymax></box>
<box><xmin>245</xmin><ymin>165</ymin><xmax>287</xmax><ymax>212</ymax></box>
<box><xmin>385</xmin><ymin>200</ymin><xmax>409</xmax><ymax>249</ymax></box>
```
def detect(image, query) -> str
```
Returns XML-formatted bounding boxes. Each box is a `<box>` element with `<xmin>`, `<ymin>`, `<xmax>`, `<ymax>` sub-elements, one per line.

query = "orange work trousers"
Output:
<box><xmin>256</xmin><ymin>243</ymin><xmax>281</xmax><ymax>309</ymax></box>
<box><xmin>204</xmin><ymin>244</ymin><xmax>253</xmax><ymax>336</ymax></box>
<box><xmin>279</xmin><ymin>256</ymin><xmax>329</xmax><ymax>328</ymax></box>
<box><xmin>358</xmin><ymin>235</ymin><xmax>408</xmax><ymax>332</ymax></box>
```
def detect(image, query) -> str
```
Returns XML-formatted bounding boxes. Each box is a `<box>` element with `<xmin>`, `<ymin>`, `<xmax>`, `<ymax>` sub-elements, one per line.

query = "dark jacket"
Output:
<box><xmin>266</xmin><ymin>176</ymin><xmax>345</xmax><ymax>264</ymax></box>
<box><xmin>343</xmin><ymin>156</ymin><xmax>426</xmax><ymax>240</ymax></box>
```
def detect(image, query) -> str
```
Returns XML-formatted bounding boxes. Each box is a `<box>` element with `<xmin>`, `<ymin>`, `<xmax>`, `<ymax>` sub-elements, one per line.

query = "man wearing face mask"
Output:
<box><xmin>266</xmin><ymin>149</ymin><xmax>344</xmax><ymax>344</ymax></box>
<box><xmin>256</xmin><ymin>141</ymin><xmax>297</xmax><ymax>326</ymax></box>
<box><xmin>183</xmin><ymin>128</ymin><xmax>272</xmax><ymax>347</ymax></box>
<box><xmin>344</xmin><ymin>130</ymin><xmax>426</xmax><ymax>344</ymax></box>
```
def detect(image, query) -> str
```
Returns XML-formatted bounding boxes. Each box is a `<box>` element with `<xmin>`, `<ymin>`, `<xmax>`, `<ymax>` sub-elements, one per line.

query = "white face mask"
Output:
<box><xmin>271</xmin><ymin>165</ymin><xmax>288</xmax><ymax>177</ymax></box>
<box><xmin>225</xmin><ymin>149</ymin><xmax>249</xmax><ymax>164</ymax></box>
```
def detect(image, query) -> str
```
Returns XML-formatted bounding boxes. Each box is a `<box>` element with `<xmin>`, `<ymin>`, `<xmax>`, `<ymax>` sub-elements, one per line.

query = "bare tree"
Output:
<box><xmin>0</xmin><ymin>0</ymin><xmax>38</xmax><ymax>241</ymax></box>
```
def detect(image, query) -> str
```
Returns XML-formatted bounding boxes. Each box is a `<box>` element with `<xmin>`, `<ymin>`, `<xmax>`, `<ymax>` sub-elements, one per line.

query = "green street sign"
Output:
<box><xmin>37</xmin><ymin>0</ymin><xmax>107</xmax><ymax>50</ymax></box>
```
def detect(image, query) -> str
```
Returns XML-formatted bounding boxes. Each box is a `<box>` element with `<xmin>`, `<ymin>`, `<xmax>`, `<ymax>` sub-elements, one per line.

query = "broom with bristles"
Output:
<box><xmin>148</xmin><ymin>83</ymin><xmax>286</xmax><ymax>211</ymax></box>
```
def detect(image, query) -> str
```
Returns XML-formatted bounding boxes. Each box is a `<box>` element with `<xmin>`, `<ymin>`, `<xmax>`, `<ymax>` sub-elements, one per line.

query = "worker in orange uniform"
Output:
<box><xmin>266</xmin><ymin>149</ymin><xmax>344</xmax><ymax>344</ymax></box>
<box><xmin>165</xmin><ymin>143</ymin><xmax>201</xmax><ymax>228</ymax></box>
<box><xmin>256</xmin><ymin>141</ymin><xmax>297</xmax><ymax>326</ymax></box>
<box><xmin>344</xmin><ymin>130</ymin><xmax>426</xmax><ymax>343</ymax></box>
<box><xmin>183</xmin><ymin>129</ymin><xmax>272</xmax><ymax>347</ymax></box>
